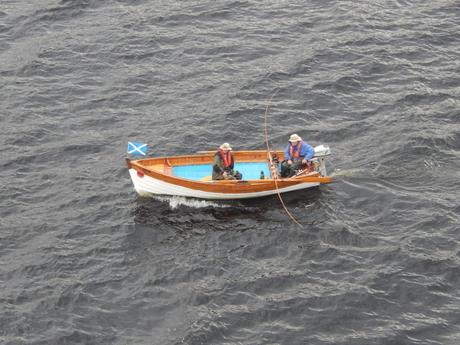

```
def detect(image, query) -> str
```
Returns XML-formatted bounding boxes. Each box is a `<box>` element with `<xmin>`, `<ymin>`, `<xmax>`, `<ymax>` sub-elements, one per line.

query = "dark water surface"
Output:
<box><xmin>1</xmin><ymin>1</ymin><xmax>459</xmax><ymax>344</ymax></box>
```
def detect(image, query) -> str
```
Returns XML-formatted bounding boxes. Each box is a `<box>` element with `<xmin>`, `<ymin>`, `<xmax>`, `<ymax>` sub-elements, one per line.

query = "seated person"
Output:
<box><xmin>281</xmin><ymin>134</ymin><xmax>315</xmax><ymax>178</ymax></box>
<box><xmin>212</xmin><ymin>143</ymin><xmax>242</xmax><ymax>180</ymax></box>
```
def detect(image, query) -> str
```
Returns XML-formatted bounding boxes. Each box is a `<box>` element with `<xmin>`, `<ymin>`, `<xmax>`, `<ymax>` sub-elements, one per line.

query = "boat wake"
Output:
<box><xmin>330</xmin><ymin>168</ymin><xmax>370</xmax><ymax>178</ymax></box>
<box><xmin>152</xmin><ymin>195</ymin><xmax>232</xmax><ymax>209</ymax></box>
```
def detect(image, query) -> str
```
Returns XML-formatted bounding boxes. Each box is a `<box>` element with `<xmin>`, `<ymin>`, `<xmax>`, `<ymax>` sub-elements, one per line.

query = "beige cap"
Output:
<box><xmin>219</xmin><ymin>142</ymin><xmax>232</xmax><ymax>151</ymax></box>
<box><xmin>288</xmin><ymin>134</ymin><xmax>302</xmax><ymax>142</ymax></box>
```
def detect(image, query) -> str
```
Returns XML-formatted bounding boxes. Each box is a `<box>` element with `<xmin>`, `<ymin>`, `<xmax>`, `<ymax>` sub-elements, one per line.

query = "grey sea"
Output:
<box><xmin>1</xmin><ymin>1</ymin><xmax>459</xmax><ymax>344</ymax></box>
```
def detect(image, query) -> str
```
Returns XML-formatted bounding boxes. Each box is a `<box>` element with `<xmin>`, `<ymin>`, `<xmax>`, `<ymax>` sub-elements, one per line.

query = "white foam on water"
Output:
<box><xmin>152</xmin><ymin>195</ymin><xmax>230</xmax><ymax>209</ymax></box>
<box><xmin>424</xmin><ymin>159</ymin><xmax>441</xmax><ymax>169</ymax></box>
<box><xmin>330</xmin><ymin>168</ymin><xmax>369</xmax><ymax>178</ymax></box>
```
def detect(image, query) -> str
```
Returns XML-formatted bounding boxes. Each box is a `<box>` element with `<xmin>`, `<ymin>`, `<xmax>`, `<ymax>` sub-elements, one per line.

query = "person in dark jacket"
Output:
<box><xmin>212</xmin><ymin>143</ymin><xmax>242</xmax><ymax>180</ymax></box>
<box><xmin>281</xmin><ymin>134</ymin><xmax>315</xmax><ymax>177</ymax></box>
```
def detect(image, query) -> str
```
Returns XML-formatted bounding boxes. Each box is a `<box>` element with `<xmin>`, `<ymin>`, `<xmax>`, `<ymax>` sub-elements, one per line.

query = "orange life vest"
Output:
<box><xmin>289</xmin><ymin>141</ymin><xmax>302</xmax><ymax>159</ymax></box>
<box><xmin>218</xmin><ymin>149</ymin><xmax>233</xmax><ymax>168</ymax></box>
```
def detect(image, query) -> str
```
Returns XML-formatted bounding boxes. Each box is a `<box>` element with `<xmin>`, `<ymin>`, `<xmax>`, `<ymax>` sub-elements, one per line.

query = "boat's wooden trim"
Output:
<box><xmin>130</xmin><ymin>150</ymin><xmax>286</xmax><ymax>168</ymax></box>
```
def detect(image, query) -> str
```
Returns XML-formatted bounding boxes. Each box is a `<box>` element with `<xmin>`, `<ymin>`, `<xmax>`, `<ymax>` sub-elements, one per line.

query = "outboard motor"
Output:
<box><xmin>312</xmin><ymin>145</ymin><xmax>331</xmax><ymax>176</ymax></box>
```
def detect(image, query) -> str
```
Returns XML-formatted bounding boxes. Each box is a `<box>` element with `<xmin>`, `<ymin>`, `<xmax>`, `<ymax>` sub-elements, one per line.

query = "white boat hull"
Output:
<box><xmin>129</xmin><ymin>169</ymin><xmax>320</xmax><ymax>200</ymax></box>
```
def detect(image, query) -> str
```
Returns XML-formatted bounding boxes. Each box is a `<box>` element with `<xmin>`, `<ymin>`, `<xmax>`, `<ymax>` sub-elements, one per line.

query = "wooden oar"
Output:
<box><xmin>195</xmin><ymin>150</ymin><xmax>215</xmax><ymax>154</ymax></box>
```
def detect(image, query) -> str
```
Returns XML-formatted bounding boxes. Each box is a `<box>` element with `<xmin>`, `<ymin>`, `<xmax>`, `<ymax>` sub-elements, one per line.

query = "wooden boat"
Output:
<box><xmin>126</xmin><ymin>145</ymin><xmax>332</xmax><ymax>200</ymax></box>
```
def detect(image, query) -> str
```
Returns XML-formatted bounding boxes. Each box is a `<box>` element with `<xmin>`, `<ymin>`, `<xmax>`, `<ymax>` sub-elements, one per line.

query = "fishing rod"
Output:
<box><xmin>263</xmin><ymin>91</ymin><xmax>302</xmax><ymax>227</ymax></box>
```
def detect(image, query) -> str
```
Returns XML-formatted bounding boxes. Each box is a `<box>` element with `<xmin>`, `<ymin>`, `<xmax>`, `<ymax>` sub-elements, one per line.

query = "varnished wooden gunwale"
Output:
<box><xmin>126</xmin><ymin>151</ymin><xmax>331</xmax><ymax>194</ymax></box>
<box><xmin>133</xmin><ymin>150</ymin><xmax>285</xmax><ymax>167</ymax></box>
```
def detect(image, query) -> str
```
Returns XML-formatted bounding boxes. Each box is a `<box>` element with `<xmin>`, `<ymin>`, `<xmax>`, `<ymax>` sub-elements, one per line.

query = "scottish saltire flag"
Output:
<box><xmin>127</xmin><ymin>141</ymin><xmax>148</xmax><ymax>156</ymax></box>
